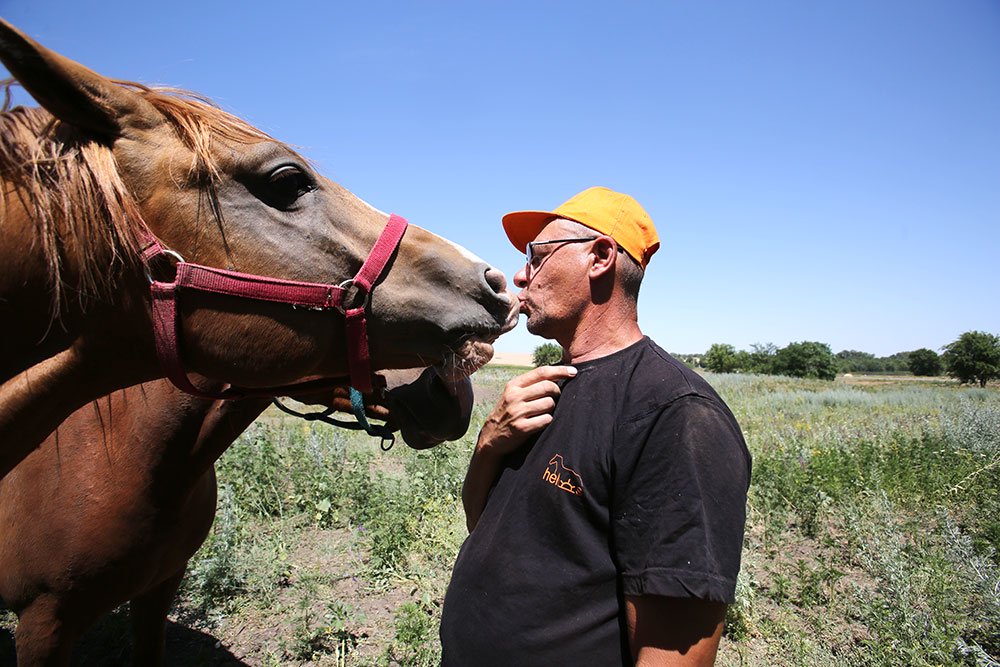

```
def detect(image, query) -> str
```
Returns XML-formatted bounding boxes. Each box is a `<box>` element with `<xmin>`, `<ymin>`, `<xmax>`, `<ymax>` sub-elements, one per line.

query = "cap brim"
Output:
<box><xmin>501</xmin><ymin>210</ymin><xmax>562</xmax><ymax>253</ymax></box>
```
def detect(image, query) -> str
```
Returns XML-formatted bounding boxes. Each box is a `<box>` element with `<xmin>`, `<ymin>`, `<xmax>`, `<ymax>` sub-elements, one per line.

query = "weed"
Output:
<box><xmin>282</xmin><ymin>598</ymin><xmax>365</xmax><ymax>663</ymax></box>
<box><xmin>383</xmin><ymin>597</ymin><xmax>441</xmax><ymax>667</ymax></box>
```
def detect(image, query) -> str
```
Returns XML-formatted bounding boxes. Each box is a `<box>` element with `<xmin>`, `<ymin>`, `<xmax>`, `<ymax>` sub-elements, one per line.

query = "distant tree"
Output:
<box><xmin>835</xmin><ymin>349</ymin><xmax>911</xmax><ymax>374</ymax></box>
<box><xmin>836</xmin><ymin>350</ymin><xmax>879</xmax><ymax>373</ymax></box>
<box><xmin>908</xmin><ymin>348</ymin><xmax>942</xmax><ymax>377</ymax></box>
<box><xmin>746</xmin><ymin>342</ymin><xmax>777</xmax><ymax>375</ymax></box>
<box><xmin>671</xmin><ymin>353</ymin><xmax>701</xmax><ymax>369</ymax></box>
<box><xmin>733</xmin><ymin>350</ymin><xmax>752</xmax><ymax>373</ymax></box>
<box><xmin>703</xmin><ymin>343</ymin><xmax>739</xmax><ymax>373</ymax></box>
<box><xmin>772</xmin><ymin>341</ymin><xmax>838</xmax><ymax>381</ymax></box>
<box><xmin>942</xmin><ymin>331</ymin><xmax>1000</xmax><ymax>387</ymax></box>
<box><xmin>883</xmin><ymin>351</ymin><xmax>911</xmax><ymax>373</ymax></box>
<box><xmin>532</xmin><ymin>343</ymin><xmax>564</xmax><ymax>367</ymax></box>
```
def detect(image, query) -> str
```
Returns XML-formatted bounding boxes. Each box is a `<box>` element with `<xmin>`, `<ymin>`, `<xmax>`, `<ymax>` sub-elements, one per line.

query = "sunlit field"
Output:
<box><xmin>3</xmin><ymin>368</ymin><xmax>997</xmax><ymax>666</ymax></box>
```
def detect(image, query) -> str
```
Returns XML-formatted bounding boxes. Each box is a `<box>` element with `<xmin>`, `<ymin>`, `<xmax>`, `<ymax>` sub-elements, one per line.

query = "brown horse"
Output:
<box><xmin>0</xmin><ymin>19</ymin><xmax>516</xmax><ymax>477</ymax></box>
<box><xmin>0</xmin><ymin>368</ymin><xmax>473</xmax><ymax>666</ymax></box>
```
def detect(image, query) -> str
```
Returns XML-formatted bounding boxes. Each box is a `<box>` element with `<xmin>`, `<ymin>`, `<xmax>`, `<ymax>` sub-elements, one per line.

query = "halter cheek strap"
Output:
<box><xmin>142</xmin><ymin>214</ymin><xmax>408</xmax><ymax>400</ymax></box>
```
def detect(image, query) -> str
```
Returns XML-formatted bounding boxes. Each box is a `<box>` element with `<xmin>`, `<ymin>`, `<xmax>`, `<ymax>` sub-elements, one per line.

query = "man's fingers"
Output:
<box><xmin>515</xmin><ymin>413</ymin><xmax>554</xmax><ymax>434</ymax></box>
<box><xmin>519</xmin><ymin>395</ymin><xmax>556</xmax><ymax>417</ymax></box>
<box><xmin>511</xmin><ymin>364</ymin><xmax>577</xmax><ymax>388</ymax></box>
<box><xmin>517</xmin><ymin>379</ymin><xmax>564</xmax><ymax>402</ymax></box>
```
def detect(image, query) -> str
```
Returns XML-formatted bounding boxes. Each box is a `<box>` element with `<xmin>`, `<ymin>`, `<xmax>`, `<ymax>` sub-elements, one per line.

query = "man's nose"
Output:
<box><xmin>513</xmin><ymin>265</ymin><xmax>528</xmax><ymax>288</ymax></box>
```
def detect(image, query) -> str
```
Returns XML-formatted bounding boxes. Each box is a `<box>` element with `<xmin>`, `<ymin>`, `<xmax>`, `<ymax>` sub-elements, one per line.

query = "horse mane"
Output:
<box><xmin>0</xmin><ymin>78</ymin><xmax>275</xmax><ymax>316</ymax></box>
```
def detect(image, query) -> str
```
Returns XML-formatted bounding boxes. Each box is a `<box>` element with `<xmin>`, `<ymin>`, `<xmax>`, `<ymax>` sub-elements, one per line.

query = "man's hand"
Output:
<box><xmin>477</xmin><ymin>364</ymin><xmax>578</xmax><ymax>456</ymax></box>
<box><xmin>462</xmin><ymin>365</ymin><xmax>576</xmax><ymax>532</ymax></box>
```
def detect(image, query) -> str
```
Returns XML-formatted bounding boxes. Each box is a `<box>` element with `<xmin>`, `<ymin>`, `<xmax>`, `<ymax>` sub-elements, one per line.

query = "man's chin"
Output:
<box><xmin>525</xmin><ymin>317</ymin><xmax>552</xmax><ymax>338</ymax></box>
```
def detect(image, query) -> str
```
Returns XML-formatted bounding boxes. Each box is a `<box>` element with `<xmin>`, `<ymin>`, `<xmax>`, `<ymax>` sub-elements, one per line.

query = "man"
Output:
<box><xmin>439</xmin><ymin>187</ymin><xmax>751</xmax><ymax>666</ymax></box>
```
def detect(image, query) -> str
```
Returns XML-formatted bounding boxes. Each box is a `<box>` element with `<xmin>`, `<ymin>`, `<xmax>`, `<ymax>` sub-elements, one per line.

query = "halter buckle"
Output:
<box><xmin>335</xmin><ymin>279</ymin><xmax>371</xmax><ymax>314</ymax></box>
<box><xmin>144</xmin><ymin>248</ymin><xmax>186</xmax><ymax>285</ymax></box>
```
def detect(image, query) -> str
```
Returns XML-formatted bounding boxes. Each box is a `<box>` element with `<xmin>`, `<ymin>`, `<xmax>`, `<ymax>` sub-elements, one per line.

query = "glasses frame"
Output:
<box><xmin>525</xmin><ymin>237</ymin><xmax>597</xmax><ymax>275</ymax></box>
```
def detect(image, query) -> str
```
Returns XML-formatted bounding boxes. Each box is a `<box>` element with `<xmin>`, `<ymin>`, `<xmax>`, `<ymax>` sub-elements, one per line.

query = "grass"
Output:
<box><xmin>5</xmin><ymin>369</ymin><xmax>995</xmax><ymax>665</ymax></box>
<box><xmin>174</xmin><ymin>371</ymin><xmax>1000</xmax><ymax>665</ymax></box>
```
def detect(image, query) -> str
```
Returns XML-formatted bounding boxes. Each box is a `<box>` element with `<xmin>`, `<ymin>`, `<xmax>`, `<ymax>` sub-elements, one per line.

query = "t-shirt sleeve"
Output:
<box><xmin>610</xmin><ymin>395</ymin><xmax>750</xmax><ymax>603</ymax></box>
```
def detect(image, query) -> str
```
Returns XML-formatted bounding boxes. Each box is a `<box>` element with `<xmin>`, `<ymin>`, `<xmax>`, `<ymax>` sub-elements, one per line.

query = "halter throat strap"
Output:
<box><xmin>143</xmin><ymin>214</ymin><xmax>408</xmax><ymax>399</ymax></box>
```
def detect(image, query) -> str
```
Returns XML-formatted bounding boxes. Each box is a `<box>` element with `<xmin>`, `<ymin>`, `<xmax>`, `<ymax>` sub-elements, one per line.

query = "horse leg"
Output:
<box><xmin>14</xmin><ymin>594</ymin><xmax>78</xmax><ymax>667</ymax></box>
<box><xmin>129</xmin><ymin>568</ymin><xmax>185</xmax><ymax>667</ymax></box>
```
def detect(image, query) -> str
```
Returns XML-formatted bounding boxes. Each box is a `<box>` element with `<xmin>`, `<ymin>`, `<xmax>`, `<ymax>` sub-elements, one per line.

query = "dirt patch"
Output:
<box><xmin>488</xmin><ymin>351</ymin><xmax>532</xmax><ymax>367</ymax></box>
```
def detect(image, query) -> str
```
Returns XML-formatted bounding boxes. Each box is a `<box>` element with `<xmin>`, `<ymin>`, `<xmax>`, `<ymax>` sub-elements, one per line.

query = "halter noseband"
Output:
<box><xmin>140</xmin><ymin>213</ymin><xmax>408</xmax><ymax>400</ymax></box>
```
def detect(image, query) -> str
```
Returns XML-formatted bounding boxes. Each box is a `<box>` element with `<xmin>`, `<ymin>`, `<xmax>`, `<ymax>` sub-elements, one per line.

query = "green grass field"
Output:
<box><xmin>6</xmin><ymin>367</ymin><xmax>996</xmax><ymax>665</ymax></box>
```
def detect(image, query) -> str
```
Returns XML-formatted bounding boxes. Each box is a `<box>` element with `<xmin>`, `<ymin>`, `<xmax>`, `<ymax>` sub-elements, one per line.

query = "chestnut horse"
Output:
<box><xmin>0</xmin><ymin>369</ymin><xmax>474</xmax><ymax>666</ymax></box>
<box><xmin>0</xmin><ymin>19</ymin><xmax>516</xmax><ymax>477</ymax></box>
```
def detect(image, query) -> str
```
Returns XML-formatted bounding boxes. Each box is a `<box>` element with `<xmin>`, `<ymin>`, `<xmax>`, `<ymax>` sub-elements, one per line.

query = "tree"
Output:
<box><xmin>703</xmin><ymin>343</ymin><xmax>739</xmax><ymax>373</ymax></box>
<box><xmin>908</xmin><ymin>348</ymin><xmax>942</xmax><ymax>376</ymax></box>
<box><xmin>532</xmin><ymin>343</ymin><xmax>564</xmax><ymax>367</ymax></box>
<box><xmin>942</xmin><ymin>331</ymin><xmax>1000</xmax><ymax>387</ymax></box>
<box><xmin>772</xmin><ymin>341</ymin><xmax>837</xmax><ymax>381</ymax></box>
<box><xmin>746</xmin><ymin>342</ymin><xmax>777</xmax><ymax>375</ymax></box>
<box><xmin>836</xmin><ymin>350</ymin><xmax>879</xmax><ymax>373</ymax></box>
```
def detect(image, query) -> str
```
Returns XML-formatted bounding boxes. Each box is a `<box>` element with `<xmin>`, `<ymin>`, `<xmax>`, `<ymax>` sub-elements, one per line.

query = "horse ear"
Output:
<box><xmin>0</xmin><ymin>19</ymin><xmax>161</xmax><ymax>138</ymax></box>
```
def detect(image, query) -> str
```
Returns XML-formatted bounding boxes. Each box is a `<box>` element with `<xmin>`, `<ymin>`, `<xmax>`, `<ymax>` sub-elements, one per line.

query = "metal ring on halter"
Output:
<box><xmin>144</xmin><ymin>249</ymin><xmax>186</xmax><ymax>284</ymax></box>
<box><xmin>335</xmin><ymin>278</ymin><xmax>372</xmax><ymax>314</ymax></box>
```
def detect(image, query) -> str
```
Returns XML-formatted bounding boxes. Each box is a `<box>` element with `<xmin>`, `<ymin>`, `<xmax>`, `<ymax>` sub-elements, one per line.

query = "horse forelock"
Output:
<box><xmin>0</xmin><ymin>78</ymin><xmax>283</xmax><ymax>318</ymax></box>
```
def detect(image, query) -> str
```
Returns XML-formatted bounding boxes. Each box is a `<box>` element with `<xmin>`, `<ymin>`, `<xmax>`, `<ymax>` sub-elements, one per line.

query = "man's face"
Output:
<box><xmin>512</xmin><ymin>219</ymin><xmax>595</xmax><ymax>339</ymax></box>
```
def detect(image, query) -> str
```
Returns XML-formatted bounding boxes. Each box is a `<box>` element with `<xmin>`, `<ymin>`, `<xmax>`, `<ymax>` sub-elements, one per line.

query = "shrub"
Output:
<box><xmin>943</xmin><ymin>331</ymin><xmax>1000</xmax><ymax>387</ymax></box>
<box><xmin>532</xmin><ymin>342</ymin><xmax>563</xmax><ymax>366</ymax></box>
<box><xmin>772</xmin><ymin>341</ymin><xmax>838</xmax><ymax>380</ymax></box>
<box><xmin>703</xmin><ymin>343</ymin><xmax>739</xmax><ymax>373</ymax></box>
<box><xmin>909</xmin><ymin>348</ymin><xmax>943</xmax><ymax>376</ymax></box>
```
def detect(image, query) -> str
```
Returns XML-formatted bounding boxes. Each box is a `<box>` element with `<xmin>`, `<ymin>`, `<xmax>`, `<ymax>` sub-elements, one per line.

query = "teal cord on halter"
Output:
<box><xmin>347</xmin><ymin>387</ymin><xmax>396</xmax><ymax>450</ymax></box>
<box><xmin>270</xmin><ymin>388</ymin><xmax>396</xmax><ymax>450</ymax></box>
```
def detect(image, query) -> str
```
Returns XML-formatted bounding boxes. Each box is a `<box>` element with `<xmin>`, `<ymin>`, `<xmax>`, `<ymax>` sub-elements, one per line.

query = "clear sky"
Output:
<box><xmin>2</xmin><ymin>1</ymin><xmax>997</xmax><ymax>356</ymax></box>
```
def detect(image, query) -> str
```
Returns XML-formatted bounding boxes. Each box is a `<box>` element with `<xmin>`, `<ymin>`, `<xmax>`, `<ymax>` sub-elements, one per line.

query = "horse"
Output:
<box><xmin>0</xmin><ymin>368</ymin><xmax>474</xmax><ymax>666</ymax></box>
<box><xmin>0</xmin><ymin>18</ymin><xmax>517</xmax><ymax>477</ymax></box>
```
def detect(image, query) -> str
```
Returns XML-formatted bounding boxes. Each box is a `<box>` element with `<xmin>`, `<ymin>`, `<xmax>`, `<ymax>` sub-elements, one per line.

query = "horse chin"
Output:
<box><xmin>434</xmin><ymin>339</ymin><xmax>495</xmax><ymax>382</ymax></box>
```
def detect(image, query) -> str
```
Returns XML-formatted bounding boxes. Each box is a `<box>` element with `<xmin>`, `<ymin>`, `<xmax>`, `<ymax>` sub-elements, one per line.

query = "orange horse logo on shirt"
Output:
<box><xmin>542</xmin><ymin>454</ymin><xmax>585</xmax><ymax>497</ymax></box>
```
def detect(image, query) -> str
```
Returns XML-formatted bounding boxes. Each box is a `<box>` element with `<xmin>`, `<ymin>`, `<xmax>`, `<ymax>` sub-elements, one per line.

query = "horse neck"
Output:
<box><xmin>101</xmin><ymin>381</ymin><xmax>270</xmax><ymax>495</ymax></box>
<box><xmin>0</xmin><ymin>345</ymin><xmax>125</xmax><ymax>478</ymax></box>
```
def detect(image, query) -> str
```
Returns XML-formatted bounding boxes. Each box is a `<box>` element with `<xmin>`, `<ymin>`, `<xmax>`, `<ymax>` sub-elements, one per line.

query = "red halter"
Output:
<box><xmin>140</xmin><ymin>214</ymin><xmax>408</xmax><ymax>399</ymax></box>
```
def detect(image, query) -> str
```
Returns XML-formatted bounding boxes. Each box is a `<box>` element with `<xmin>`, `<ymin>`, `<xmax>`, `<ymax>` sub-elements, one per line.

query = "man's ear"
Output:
<box><xmin>588</xmin><ymin>235</ymin><xmax>618</xmax><ymax>279</ymax></box>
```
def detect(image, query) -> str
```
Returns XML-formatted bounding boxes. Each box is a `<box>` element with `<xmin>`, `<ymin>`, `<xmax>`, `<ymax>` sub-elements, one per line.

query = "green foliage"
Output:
<box><xmin>909</xmin><ymin>347</ymin><xmax>943</xmax><ymax>376</ymax></box>
<box><xmin>182</xmin><ymin>483</ymin><xmax>250</xmax><ymax>613</ymax></box>
<box><xmin>384</xmin><ymin>598</ymin><xmax>440</xmax><ymax>666</ymax></box>
<box><xmin>836</xmin><ymin>349</ymin><xmax>911</xmax><ymax>374</ymax></box>
<box><xmin>771</xmin><ymin>341</ymin><xmax>838</xmax><ymax>381</ymax></box>
<box><xmin>532</xmin><ymin>342</ymin><xmax>563</xmax><ymax>366</ymax></box>
<box><xmin>745</xmin><ymin>342</ymin><xmax>777</xmax><ymax>374</ymax></box>
<box><xmin>835</xmin><ymin>349</ymin><xmax>878</xmax><ymax>373</ymax></box>
<box><xmin>282</xmin><ymin>599</ymin><xmax>364</xmax><ymax>663</ymax></box>
<box><xmin>704</xmin><ymin>343</ymin><xmax>739</xmax><ymax>373</ymax></box>
<box><xmin>165</xmin><ymin>370</ymin><xmax>1000</xmax><ymax>667</ymax></box>
<box><xmin>943</xmin><ymin>330</ymin><xmax>1000</xmax><ymax>387</ymax></box>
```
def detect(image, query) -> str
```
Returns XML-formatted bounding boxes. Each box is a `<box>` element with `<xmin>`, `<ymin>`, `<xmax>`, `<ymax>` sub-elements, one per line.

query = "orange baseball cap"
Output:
<box><xmin>502</xmin><ymin>186</ymin><xmax>661</xmax><ymax>268</ymax></box>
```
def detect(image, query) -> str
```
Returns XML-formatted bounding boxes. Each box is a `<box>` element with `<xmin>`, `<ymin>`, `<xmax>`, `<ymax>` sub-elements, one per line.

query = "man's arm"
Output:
<box><xmin>461</xmin><ymin>364</ymin><xmax>576</xmax><ymax>532</ymax></box>
<box><xmin>625</xmin><ymin>595</ymin><xmax>727</xmax><ymax>666</ymax></box>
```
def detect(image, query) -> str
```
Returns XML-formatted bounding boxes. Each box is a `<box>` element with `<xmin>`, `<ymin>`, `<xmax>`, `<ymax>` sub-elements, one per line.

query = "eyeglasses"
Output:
<box><xmin>525</xmin><ymin>237</ymin><xmax>597</xmax><ymax>274</ymax></box>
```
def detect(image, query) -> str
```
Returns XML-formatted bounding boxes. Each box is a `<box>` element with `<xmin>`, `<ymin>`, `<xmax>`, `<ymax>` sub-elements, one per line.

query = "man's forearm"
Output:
<box><xmin>461</xmin><ymin>434</ymin><xmax>504</xmax><ymax>532</ymax></box>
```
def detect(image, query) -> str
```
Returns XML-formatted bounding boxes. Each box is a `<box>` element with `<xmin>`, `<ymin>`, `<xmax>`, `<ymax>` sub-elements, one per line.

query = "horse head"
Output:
<box><xmin>0</xmin><ymin>18</ymin><xmax>516</xmax><ymax>392</ymax></box>
<box><xmin>0</xmin><ymin>19</ymin><xmax>518</xmax><ymax>478</ymax></box>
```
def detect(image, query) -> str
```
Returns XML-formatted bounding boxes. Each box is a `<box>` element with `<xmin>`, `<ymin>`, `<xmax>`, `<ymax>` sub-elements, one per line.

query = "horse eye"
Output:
<box><xmin>262</xmin><ymin>165</ymin><xmax>315</xmax><ymax>209</ymax></box>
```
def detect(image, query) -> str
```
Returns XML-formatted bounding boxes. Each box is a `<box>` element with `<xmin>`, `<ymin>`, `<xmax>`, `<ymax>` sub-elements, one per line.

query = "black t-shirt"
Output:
<box><xmin>440</xmin><ymin>338</ymin><xmax>751</xmax><ymax>666</ymax></box>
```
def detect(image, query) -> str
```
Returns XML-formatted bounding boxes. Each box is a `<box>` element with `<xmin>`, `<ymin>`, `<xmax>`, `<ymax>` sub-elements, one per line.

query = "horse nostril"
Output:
<box><xmin>484</xmin><ymin>266</ymin><xmax>507</xmax><ymax>295</ymax></box>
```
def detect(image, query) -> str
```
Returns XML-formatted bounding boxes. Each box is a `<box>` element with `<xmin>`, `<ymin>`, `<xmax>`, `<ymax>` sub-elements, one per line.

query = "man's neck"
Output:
<box><xmin>560</xmin><ymin>306</ymin><xmax>643</xmax><ymax>364</ymax></box>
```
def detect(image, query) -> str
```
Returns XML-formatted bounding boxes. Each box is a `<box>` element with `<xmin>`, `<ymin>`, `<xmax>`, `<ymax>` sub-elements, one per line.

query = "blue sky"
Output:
<box><xmin>2</xmin><ymin>1</ymin><xmax>997</xmax><ymax>356</ymax></box>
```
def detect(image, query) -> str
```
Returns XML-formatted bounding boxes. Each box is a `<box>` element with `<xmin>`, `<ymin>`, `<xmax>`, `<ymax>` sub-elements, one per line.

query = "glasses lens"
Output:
<box><xmin>526</xmin><ymin>243</ymin><xmax>541</xmax><ymax>271</ymax></box>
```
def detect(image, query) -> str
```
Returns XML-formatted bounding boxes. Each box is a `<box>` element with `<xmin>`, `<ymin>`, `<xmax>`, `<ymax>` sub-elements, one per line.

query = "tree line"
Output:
<box><xmin>532</xmin><ymin>331</ymin><xmax>1000</xmax><ymax>386</ymax></box>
